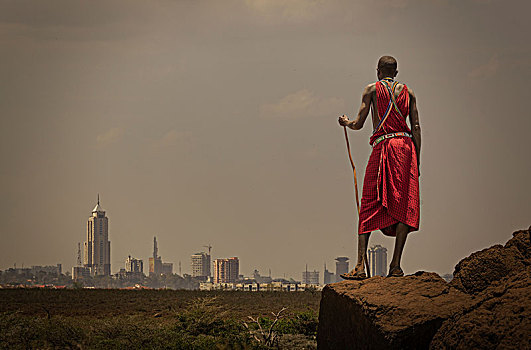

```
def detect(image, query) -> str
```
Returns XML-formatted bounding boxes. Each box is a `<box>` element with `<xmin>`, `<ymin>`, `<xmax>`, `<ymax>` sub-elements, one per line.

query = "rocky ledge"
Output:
<box><xmin>317</xmin><ymin>228</ymin><xmax>530</xmax><ymax>350</ymax></box>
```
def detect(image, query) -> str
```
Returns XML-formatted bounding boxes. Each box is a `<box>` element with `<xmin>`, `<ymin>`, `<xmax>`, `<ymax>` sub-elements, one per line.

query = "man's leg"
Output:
<box><xmin>389</xmin><ymin>222</ymin><xmax>409</xmax><ymax>274</ymax></box>
<box><xmin>341</xmin><ymin>232</ymin><xmax>371</xmax><ymax>280</ymax></box>
<box><xmin>355</xmin><ymin>232</ymin><xmax>371</xmax><ymax>273</ymax></box>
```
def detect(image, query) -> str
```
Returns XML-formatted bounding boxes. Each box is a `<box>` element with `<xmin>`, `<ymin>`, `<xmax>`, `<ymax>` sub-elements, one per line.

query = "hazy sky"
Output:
<box><xmin>1</xmin><ymin>0</ymin><xmax>529</xmax><ymax>280</ymax></box>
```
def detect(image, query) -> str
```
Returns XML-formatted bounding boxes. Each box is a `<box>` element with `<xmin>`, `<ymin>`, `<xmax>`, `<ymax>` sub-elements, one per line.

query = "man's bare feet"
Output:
<box><xmin>387</xmin><ymin>266</ymin><xmax>404</xmax><ymax>277</ymax></box>
<box><xmin>341</xmin><ymin>264</ymin><xmax>367</xmax><ymax>280</ymax></box>
<box><xmin>340</xmin><ymin>269</ymin><xmax>367</xmax><ymax>280</ymax></box>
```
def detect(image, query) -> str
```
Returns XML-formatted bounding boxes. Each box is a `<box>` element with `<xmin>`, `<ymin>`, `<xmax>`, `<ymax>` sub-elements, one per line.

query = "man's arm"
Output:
<box><xmin>338</xmin><ymin>84</ymin><xmax>374</xmax><ymax>130</ymax></box>
<box><xmin>408</xmin><ymin>87</ymin><xmax>421</xmax><ymax>168</ymax></box>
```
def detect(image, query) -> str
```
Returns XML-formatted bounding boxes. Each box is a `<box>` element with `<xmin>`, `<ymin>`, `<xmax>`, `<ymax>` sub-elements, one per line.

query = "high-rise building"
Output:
<box><xmin>125</xmin><ymin>255</ymin><xmax>143</xmax><ymax>274</ymax></box>
<box><xmin>323</xmin><ymin>263</ymin><xmax>335</xmax><ymax>285</ymax></box>
<box><xmin>191</xmin><ymin>252</ymin><xmax>211</xmax><ymax>278</ymax></box>
<box><xmin>302</xmin><ymin>265</ymin><xmax>320</xmax><ymax>285</ymax></box>
<box><xmin>84</xmin><ymin>195</ymin><xmax>111</xmax><ymax>276</ymax></box>
<box><xmin>213</xmin><ymin>257</ymin><xmax>239</xmax><ymax>283</ymax></box>
<box><xmin>149</xmin><ymin>236</ymin><xmax>163</xmax><ymax>276</ymax></box>
<box><xmin>369</xmin><ymin>245</ymin><xmax>387</xmax><ymax>277</ymax></box>
<box><xmin>335</xmin><ymin>257</ymin><xmax>349</xmax><ymax>282</ymax></box>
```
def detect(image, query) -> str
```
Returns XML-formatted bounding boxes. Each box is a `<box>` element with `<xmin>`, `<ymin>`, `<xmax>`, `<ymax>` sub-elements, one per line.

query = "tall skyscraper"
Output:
<box><xmin>84</xmin><ymin>195</ymin><xmax>111</xmax><ymax>276</ymax></box>
<box><xmin>149</xmin><ymin>236</ymin><xmax>162</xmax><ymax>276</ymax></box>
<box><xmin>323</xmin><ymin>263</ymin><xmax>335</xmax><ymax>285</ymax></box>
<box><xmin>213</xmin><ymin>257</ymin><xmax>239</xmax><ymax>283</ymax></box>
<box><xmin>191</xmin><ymin>252</ymin><xmax>211</xmax><ymax>278</ymax></box>
<box><xmin>335</xmin><ymin>257</ymin><xmax>349</xmax><ymax>282</ymax></box>
<box><xmin>369</xmin><ymin>245</ymin><xmax>388</xmax><ymax>277</ymax></box>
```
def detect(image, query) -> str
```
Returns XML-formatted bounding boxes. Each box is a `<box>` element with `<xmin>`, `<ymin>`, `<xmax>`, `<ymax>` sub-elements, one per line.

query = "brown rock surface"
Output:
<box><xmin>317</xmin><ymin>228</ymin><xmax>531</xmax><ymax>350</ymax></box>
<box><xmin>431</xmin><ymin>268</ymin><xmax>531</xmax><ymax>349</ymax></box>
<box><xmin>450</xmin><ymin>230</ymin><xmax>530</xmax><ymax>295</ymax></box>
<box><xmin>505</xmin><ymin>229</ymin><xmax>531</xmax><ymax>260</ymax></box>
<box><xmin>317</xmin><ymin>272</ymin><xmax>472</xmax><ymax>349</ymax></box>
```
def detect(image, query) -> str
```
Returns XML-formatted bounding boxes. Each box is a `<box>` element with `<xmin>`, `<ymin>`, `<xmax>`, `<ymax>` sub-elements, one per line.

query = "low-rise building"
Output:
<box><xmin>72</xmin><ymin>266</ymin><xmax>91</xmax><ymax>280</ymax></box>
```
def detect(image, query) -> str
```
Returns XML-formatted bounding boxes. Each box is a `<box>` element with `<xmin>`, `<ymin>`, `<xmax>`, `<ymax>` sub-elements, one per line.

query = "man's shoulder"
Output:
<box><xmin>363</xmin><ymin>82</ymin><xmax>377</xmax><ymax>94</ymax></box>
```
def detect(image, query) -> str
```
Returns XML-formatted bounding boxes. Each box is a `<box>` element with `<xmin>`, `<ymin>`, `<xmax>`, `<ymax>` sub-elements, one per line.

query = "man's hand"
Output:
<box><xmin>338</xmin><ymin>115</ymin><xmax>350</xmax><ymax>127</ymax></box>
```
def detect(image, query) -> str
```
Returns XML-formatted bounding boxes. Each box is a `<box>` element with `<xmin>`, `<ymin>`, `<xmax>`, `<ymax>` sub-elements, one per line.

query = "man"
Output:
<box><xmin>338</xmin><ymin>56</ymin><xmax>421</xmax><ymax>278</ymax></box>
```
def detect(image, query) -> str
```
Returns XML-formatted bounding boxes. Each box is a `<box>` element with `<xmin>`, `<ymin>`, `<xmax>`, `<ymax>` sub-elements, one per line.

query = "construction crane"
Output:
<box><xmin>203</xmin><ymin>245</ymin><xmax>212</xmax><ymax>256</ymax></box>
<box><xmin>77</xmin><ymin>242</ymin><xmax>82</xmax><ymax>266</ymax></box>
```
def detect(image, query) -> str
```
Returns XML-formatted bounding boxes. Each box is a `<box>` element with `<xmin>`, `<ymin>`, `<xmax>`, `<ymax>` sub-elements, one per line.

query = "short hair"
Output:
<box><xmin>377</xmin><ymin>56</ymin><xmax>397</xmax><ymax>73</ymax></box>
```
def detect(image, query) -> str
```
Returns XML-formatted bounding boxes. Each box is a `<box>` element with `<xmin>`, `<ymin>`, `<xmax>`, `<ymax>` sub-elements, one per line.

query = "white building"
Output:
<box><xmin>191</xmin><ymin>252</ymin><xmax>211</xmax><ymax>278</ymax></box>
<box><xmin>369</xmin><ymin>245</ymin><xmax>388</xmax><ymax>277</ymax></box>
<box><xmin>84</xmin><ymin>195</ymin><xmax>111</xmax><ymax>276</ymax></box>
<box><xmin>125</xmin><ymin>255</ymin><xmax>143</xmax><ymax>274</ymax></box>
<box><xmin>199</xmin><ymin>281</ymin><xmax>322</xmax><ymax>292</ymax></box>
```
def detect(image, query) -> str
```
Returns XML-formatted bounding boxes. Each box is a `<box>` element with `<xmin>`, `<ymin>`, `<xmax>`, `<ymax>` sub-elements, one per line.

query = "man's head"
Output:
<box><xmin>377</xmin><ymin>56</ymin><xmax>398</xmax><ymax>80</ymax></box>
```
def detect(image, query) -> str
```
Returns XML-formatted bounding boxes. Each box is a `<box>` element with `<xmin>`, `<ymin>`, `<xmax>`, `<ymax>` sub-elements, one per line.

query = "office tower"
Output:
<box><xmin>125</xmin><ymin>255</ymin><xmax>143</xmax><ymax>274</ymax></box>
<box><xmin>191</xmin><ymin>252</ymin><xmax>211</xmax><ymax>277</ymax></box>
<box><xmin>335</xmin><ymin>257</ymin><xmax>349</xmax><ymax>282</ymax></box>
<box><xmin>369</xmin><ymin>245</ymin><xmax>388</xmax><ymax>277</ymax></box>
<box><xmin>203</xmin><ymin>245</ymin><xmax>212</xmax><ymax>277</ymax></box>
<box><xmin>84</xmin><ymin>195</ymin><xmax>111</xmax><ymax>276</ymax></box>
<box><xmin>213</xmin><ymin>257</ymin><xmax>239</xmax><ymax>283</ymax></box>
<box><xmin>149</xmin><ymin>236</ymin><xmax>162</xmax><ymax>276</ymax></box>
<box><xmin>302</xmin><ymin>265</ymin><xmax>320</xmax><ymax>285</ymax></box>
<box><xmin>323</xmin><ymin>263</ymin><xmax>335</xmax><ymax>285</ymax></box>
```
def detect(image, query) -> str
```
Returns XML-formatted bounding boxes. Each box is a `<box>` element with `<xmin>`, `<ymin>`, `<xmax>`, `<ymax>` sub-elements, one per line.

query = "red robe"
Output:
<box><xmin>358</xmin><ymin>81</ymin><xmax>420</xmax><ymax>236</ymax></box>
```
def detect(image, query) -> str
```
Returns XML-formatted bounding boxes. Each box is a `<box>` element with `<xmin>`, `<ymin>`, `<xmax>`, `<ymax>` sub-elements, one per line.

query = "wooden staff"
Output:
<box><xmin>343</xmin><ymin>126</ymin><xmax>371</xmax><ymax>278</ymax></box>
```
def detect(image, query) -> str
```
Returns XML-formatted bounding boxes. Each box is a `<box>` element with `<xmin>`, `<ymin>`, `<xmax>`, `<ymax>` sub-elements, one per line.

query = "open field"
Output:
<box><xmin>0</xmin><ymin>289</ymin><xmax>321</xmax><ymax>349</ymax></box>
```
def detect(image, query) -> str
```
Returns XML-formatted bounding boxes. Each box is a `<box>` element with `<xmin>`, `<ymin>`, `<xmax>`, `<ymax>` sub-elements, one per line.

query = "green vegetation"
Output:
<box><xmin>0</xmin><ymin>289</ymin><xmax>320</xmax><ymax>349</ymax></box>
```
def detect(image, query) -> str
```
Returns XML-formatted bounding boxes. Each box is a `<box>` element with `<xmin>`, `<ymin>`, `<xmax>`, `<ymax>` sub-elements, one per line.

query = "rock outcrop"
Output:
<box><xmin>450</xmin><ymin>229</ymin><xmax>530</xmax><ymax>295</ymax></box>
<box><xmin>317</xmin><ymin>228</ymin><xmax>531</xmax><ymax>350</ymax></box>
<box><xmin>431</xmin><ymin>268</ymin><xmax>531</xmax><ymax>349</ymax></box>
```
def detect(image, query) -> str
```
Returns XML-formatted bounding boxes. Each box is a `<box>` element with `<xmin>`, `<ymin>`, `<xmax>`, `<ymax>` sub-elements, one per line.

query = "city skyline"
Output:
<box><xmin>0</xmin><ymin>191</ymin><xmax>516</xmax><ymax>280</ymax></box>
<box><xmin>71</xmin><ymin>196</ymin><xmax>358</xmax><ymax>279</ymax></box>
<box><xmin>1</xmin><ymin>1</ymin><xmax>529</xmax><ymax>280</ymax></box>
<box><xmin>70</xmin><ymin>196</ymin><xmax>346</xmax><ymax>280</ymax></box>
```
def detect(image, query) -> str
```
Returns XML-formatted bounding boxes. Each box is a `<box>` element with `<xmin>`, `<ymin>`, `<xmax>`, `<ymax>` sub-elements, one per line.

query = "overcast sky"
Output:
<box><xmin>1</xmin><ymin>0</ymin><xmax>529</xmax><ymax>280</ymax></box>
